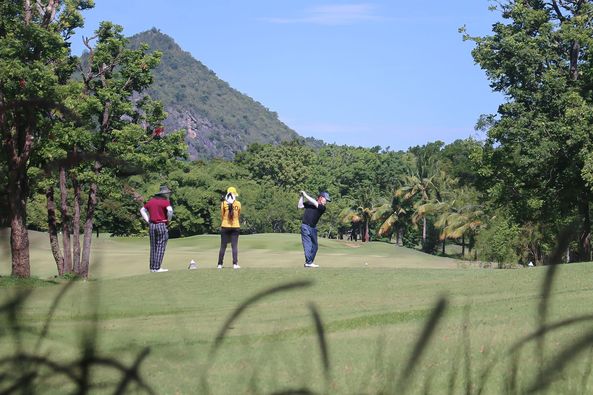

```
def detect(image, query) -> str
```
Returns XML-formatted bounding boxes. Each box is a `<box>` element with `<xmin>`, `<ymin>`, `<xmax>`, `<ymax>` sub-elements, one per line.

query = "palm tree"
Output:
<box><xmin>396</xmin><ymin>174</ymin><xmax>437</xmax><ymax>248</ymax></box>
<box><xmin>395</xmin><ymin>175</ymin><xmax>434</xmax><ymax>244</ymax></box>
<box><xmin>372</xmin><ymin>195</ymin><xmax>407</xmax><ymax>245</ymax></box>
<box><xmin>415</xmin><ymin>199</ymin><xmax>450</xmax><ymax>253</ymax></box>
<box><xmin>435</xmin><ymin>188</ymin><xmax>484</xmax><ymax>257</ymax></box>
<box><xmin>339</xmin><ymin>189</ymin><xmax>377</xmax><ymax>242</ymax></box>
<box><xmin>404</xmin><ymin>171</ymin><xmax>461</xmax><ymax>254</ymax></box>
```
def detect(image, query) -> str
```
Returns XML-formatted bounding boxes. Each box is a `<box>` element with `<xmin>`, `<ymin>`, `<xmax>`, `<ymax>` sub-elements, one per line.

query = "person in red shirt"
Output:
<box><xmin>140</xmin><ymin>186</ymin><xmax>174</xmax><ymax>273</ymax></box>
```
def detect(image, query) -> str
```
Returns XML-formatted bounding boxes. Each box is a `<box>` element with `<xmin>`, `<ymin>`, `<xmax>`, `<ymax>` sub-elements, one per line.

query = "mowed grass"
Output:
<box><xmin>2</xmin><ymin>233</ymin><xmax>593</xmax><ymax>394</ymax></box>
<box><xmin>2</xmin><ymin>231</ymin><xmax>462</xmax><ymax>279</ymax></box>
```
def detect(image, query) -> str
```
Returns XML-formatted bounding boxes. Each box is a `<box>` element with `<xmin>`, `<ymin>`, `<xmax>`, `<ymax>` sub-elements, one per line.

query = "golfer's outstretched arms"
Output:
<box><xmin>297</xmin><ymin>196</ymin><xmax>304</xmax><ymax>209</ymax></box>
<box><xmin>140</xmin><ymin>207</ymin><xmax>150</xmax><ymax>223</ymax></box>
<box><xmin>301</xmin><ymin>190</ymin><xmax>318</xmax><ymax>208</ymax></box>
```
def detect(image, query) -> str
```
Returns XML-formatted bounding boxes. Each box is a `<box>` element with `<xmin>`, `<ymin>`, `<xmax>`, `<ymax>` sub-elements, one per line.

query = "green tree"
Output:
<box><xmin>372</xmin><ymin>193</ymin><xmax>408</xmax><ymax>245</ymax></box>
<box><xmin>397</xmin><ymin>173</ymin><xmax>437</xmax><ymax>249</ymax></box>
<box><xmin>42</xmin><ymin>22</ymin><xmax>185</xmax><ymax>277</ymax></box>
<box><xmin>464</xmin><ymin>0</ymin><xmax>593</xmax><ymax>262</ymax></box>
<box><xmin>434</xmin><ymin>187</ymin><xmax>484</xmax><ymax>257</ymax></box>
<box><xmin>0</xmin><ymin>0</ymin><xmax>93</xmax><ymax>277</ymax></box>
<box><xmin>440</xmin><ymin>138</ymin><xmax>482</xmax><ymax>187</ymax></box>
<box><xmin>235</xmin><ymin>141</ymin><xmax>315</xmax><ymax>189</ymax></box>
<box><xmin>33</xmin><ymin>91</ymin><xmax>93</xmax><ymax>276</ymax></box>
<box><xmin>476</xmin><ymin>214</ymin><xmax>521</xmax><ymax>267</ymax></box>
<box><xmin>338</xmin><ymin>188</ymin><xmax>377</xmax><ymax>242</ymax></box>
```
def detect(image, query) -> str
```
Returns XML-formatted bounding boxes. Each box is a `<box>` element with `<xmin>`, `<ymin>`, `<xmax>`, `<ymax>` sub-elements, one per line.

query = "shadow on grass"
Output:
<box><xmin>0</xmin><ymin>275</ymin><xmax>60</xmax><ymax>288</ymax></box>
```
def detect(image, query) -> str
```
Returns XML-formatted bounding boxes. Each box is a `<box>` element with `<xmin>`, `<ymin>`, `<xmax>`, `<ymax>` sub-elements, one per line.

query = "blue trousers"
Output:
<box><xmin>301</xmin><ymin>224</ymin><xmax>318</xmax><ymax>264</ymax></box>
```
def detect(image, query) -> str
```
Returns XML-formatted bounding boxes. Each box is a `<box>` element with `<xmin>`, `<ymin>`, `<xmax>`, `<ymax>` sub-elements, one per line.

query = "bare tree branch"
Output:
<box><xmin>121</xmin><ymin>76</ymin><xmax>134</xmax><ymax>92</ymax></box>
<box><xmin>24</xmin><ymin>0</ymin><xmax>32</xmax><ymax>25</ymax></box>
<box><xmin>41</xmin><ymin>0</ymin><xmax>60</xmax><ymax>27</ymax></box>
<box><xmin>551</xmin><ymin>0</ymin><xmax>566</xmax><ymax>21</ymax></box>
<box><xmin>34</xmin><ymin>0</ymin><xmax>44</xmax><ymax>16</ymax></box>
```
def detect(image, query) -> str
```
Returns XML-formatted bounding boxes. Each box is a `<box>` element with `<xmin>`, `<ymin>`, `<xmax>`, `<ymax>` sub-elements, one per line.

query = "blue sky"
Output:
<box><xmin>71</xmin><ymin>1</ymin><xmax>503</xmax><ymax>151</ymax></box>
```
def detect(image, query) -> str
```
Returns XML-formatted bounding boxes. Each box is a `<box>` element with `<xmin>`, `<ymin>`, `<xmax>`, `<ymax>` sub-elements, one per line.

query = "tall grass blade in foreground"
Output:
<box><xmin>202</xmin><ymin>280</ymin><xmax>314</xmax><ymax>394</ymax></box>
<box><xmin>395</xmin><ymin>297</ymin><xmax>448</xmax><ymax>394</ymax></box>
<box><xmin>526</xmin><ymin>332</ymin><xmax>593</xmax><ymax>393</ymax></box>
<box><xmin>308</xmin><ymin>302</ymin><xmax>330</xmax><ymax>381</ymax></box>
<box><xmin>0</xmin><ymin>280</ymin><xmax>156</xmax><ymax>394</ymax></box>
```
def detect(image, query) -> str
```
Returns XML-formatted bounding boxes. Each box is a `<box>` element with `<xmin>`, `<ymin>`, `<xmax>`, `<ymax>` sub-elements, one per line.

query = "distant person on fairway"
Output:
<box><xmin>298</xmin><ymin>190</ymin><xmax>331</xmax><ymax>268</ymax></box>
<box><xmin>218</xmin><ymin>186</ymin><xmax>241</xmax><ymax>269</ymax></box>
<box><xmin>140</xmin><ymin>186</ymin><xmax>173</xmax><ymax>273</ymax></box>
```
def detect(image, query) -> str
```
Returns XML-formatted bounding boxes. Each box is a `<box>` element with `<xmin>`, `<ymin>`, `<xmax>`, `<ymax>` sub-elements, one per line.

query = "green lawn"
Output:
<box><xmin>1</xmin><ymin>232</ymin><xmax>593</xmax><ymax>394</ymax></box>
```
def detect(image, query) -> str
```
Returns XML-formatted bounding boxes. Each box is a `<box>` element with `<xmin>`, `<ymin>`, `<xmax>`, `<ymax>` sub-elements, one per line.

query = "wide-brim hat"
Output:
<box><xmin>155</xmin><ymin>185</ymin><xmax>172</xmax><ymax>196</ymax></box>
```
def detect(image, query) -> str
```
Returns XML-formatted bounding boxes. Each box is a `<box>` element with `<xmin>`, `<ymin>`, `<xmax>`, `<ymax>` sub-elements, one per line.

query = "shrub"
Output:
<box><xmin>476</xmin><ymin>215</ymin><xmax>521</xmax><ymax>268</ymax></box>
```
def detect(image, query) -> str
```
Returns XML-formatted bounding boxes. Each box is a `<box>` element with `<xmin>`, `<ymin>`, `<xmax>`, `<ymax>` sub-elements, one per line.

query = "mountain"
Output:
<box><xmin>127</xmin><ymin>28</ymin><xmax>321</xmax><ymax>160</ymax></box>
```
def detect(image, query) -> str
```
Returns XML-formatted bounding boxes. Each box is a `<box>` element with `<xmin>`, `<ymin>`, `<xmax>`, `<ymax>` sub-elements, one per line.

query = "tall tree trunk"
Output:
<box><xmin>24</xmin><ymin>0</ymin><xmax>32</xmax><ymax>24</ymax></box>
<box><xmin>579</xmin><ymin>198</ymin><xmax>591</xmax><ymax>262</ymax></box>
<box><xmin>364</xmin><ymin>220</ymin><xmax>370</xmax><ymax>242</ymax></box>
<box><xmin>570</xmin><ymin>40</ymin><xmax>580</xmax><ymax>81</ymax></box>
<box><xmin>72</xmin><ymin>174</ymin><xmax>82</xmax><ymax>274</ymax></box>
<box><xmin>46</xmin><ymin>182</ymin><xmax>64</xmax><ymax>275</ymax></box>
<box><xmin>7</xmin><ymin>165</ymin><xmax>30</xmax><ymax>277</ymax></box>
<box><xmin>462</xmin><ymin>234</ymin><xmax>466</xmax><ymax>257</ymax></box>
<box><xmin>59</xmin><ymin>165</ymin><xmax>72</xmax><ymax>273</ymax></box>
<box><xmin>80</xmin><ymin>163</ymin><xmax>100</xmax><ymax>278</ymax></box>
<box><xmin>442</xmin><ymin>238</ymin><xmax>445</xmax><ymax>255</ymax></box>
<box><xmin>422</xmin><ymin>217</ymin><xmax>427</xmax><ymax>244</ymax></box>
<box><xmin>2</xmin><ymin>108</ymin><xmax>34</xmax><ymax>278</ymax></box>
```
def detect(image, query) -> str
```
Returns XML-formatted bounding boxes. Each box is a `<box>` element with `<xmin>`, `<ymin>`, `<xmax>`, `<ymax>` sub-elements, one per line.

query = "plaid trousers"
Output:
<box><xmin>149</xmin><ymin>223</ymin><xmax>168</xmax><ymax>270</ymax></box>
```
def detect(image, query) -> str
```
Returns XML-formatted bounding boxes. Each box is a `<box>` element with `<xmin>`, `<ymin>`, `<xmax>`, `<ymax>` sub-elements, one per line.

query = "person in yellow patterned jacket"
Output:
<box><xmin>217</xmin><ymin>186</ymin><xmax>241</xmax><ymax>269</ymax></box>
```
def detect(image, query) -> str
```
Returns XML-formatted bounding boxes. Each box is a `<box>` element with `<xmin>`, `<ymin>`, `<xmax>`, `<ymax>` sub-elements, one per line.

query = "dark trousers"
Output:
<box><xmin>149</xmin><ymin>223</ymin><xmax>168</xmax><ymax>270</ymax></box>
<box><xmin>218</xmin><ymin>227</ymin><xmax>239</xmax><ymax>265</ymax></box>
<box><xmin>301</xmin><ymin>224</ymin><xmax>318</xmax><ymax>264</ymax></box>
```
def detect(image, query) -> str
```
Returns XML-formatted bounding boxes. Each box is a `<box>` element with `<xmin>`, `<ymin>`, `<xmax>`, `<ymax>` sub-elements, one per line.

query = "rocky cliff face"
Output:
<box><xmin>162</xmin><ymin>106</ymin><xmax>232</xmax><ymax>159</ymax></box>
<box><xmin>128</xmin><ymin>29</ymin><xmax>310</xmax><ymax>160</ymax></box>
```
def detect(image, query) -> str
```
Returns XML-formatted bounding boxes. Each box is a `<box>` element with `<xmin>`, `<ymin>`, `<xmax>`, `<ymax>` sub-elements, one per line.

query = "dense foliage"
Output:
<box><xmin>464</xmin><ymin>0</ymin><xmax>593</xmax><ymax>264</ymax></box>
<box><xmin>0</xmin><ymin>0</ymin><xmax>94</xmax><ymax>277</ymax></box>
<box><xmin>24</xmin><ymin>139</ymin><xmax>484</xmax><ymax>257</ymax></box>
<box><xmin>5</xmin><ymin>1</ymin><xmax>593</xmax><ymax>278</ymax></box>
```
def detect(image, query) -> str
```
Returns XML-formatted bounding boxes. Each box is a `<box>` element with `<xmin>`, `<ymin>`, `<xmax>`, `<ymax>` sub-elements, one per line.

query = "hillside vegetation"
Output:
<box><xmin>128</xmin><ymin>28</ymin><xmax>322</xmax><ymax>160</ymax></box>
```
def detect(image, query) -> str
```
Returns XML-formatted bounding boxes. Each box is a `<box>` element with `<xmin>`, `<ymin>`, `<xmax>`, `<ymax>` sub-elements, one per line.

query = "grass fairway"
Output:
<box><xmin>2</xmin><ymin>233</ymin><xmax>593</xmax><ymax>394</ymax></box>
<box><xmin>2</xmin><ymin>231</ymin><xmax>462</xmax><ymax>279</ymax></box>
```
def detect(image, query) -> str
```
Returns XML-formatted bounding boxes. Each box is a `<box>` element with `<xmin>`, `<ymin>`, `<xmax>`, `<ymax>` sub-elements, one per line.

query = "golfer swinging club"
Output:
<box><xmin>298</xmin><ymin>190</ymin><xmax>331</xmax><ymax>268</ymax></box>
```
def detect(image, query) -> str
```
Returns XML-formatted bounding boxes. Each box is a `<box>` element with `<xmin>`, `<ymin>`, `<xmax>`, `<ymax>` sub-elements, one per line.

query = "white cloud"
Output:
<box><xmin>263</xmin><ymin>4</ymin><xmax>383</xmax><ymax>26</ymax></box>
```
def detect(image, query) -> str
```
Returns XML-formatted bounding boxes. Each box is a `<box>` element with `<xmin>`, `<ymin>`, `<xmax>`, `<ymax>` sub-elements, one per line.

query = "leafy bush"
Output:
<box><xmin>476</xmin><ymin>215</ymin><xmax>521</xmax><ymax>268</ymax></box>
